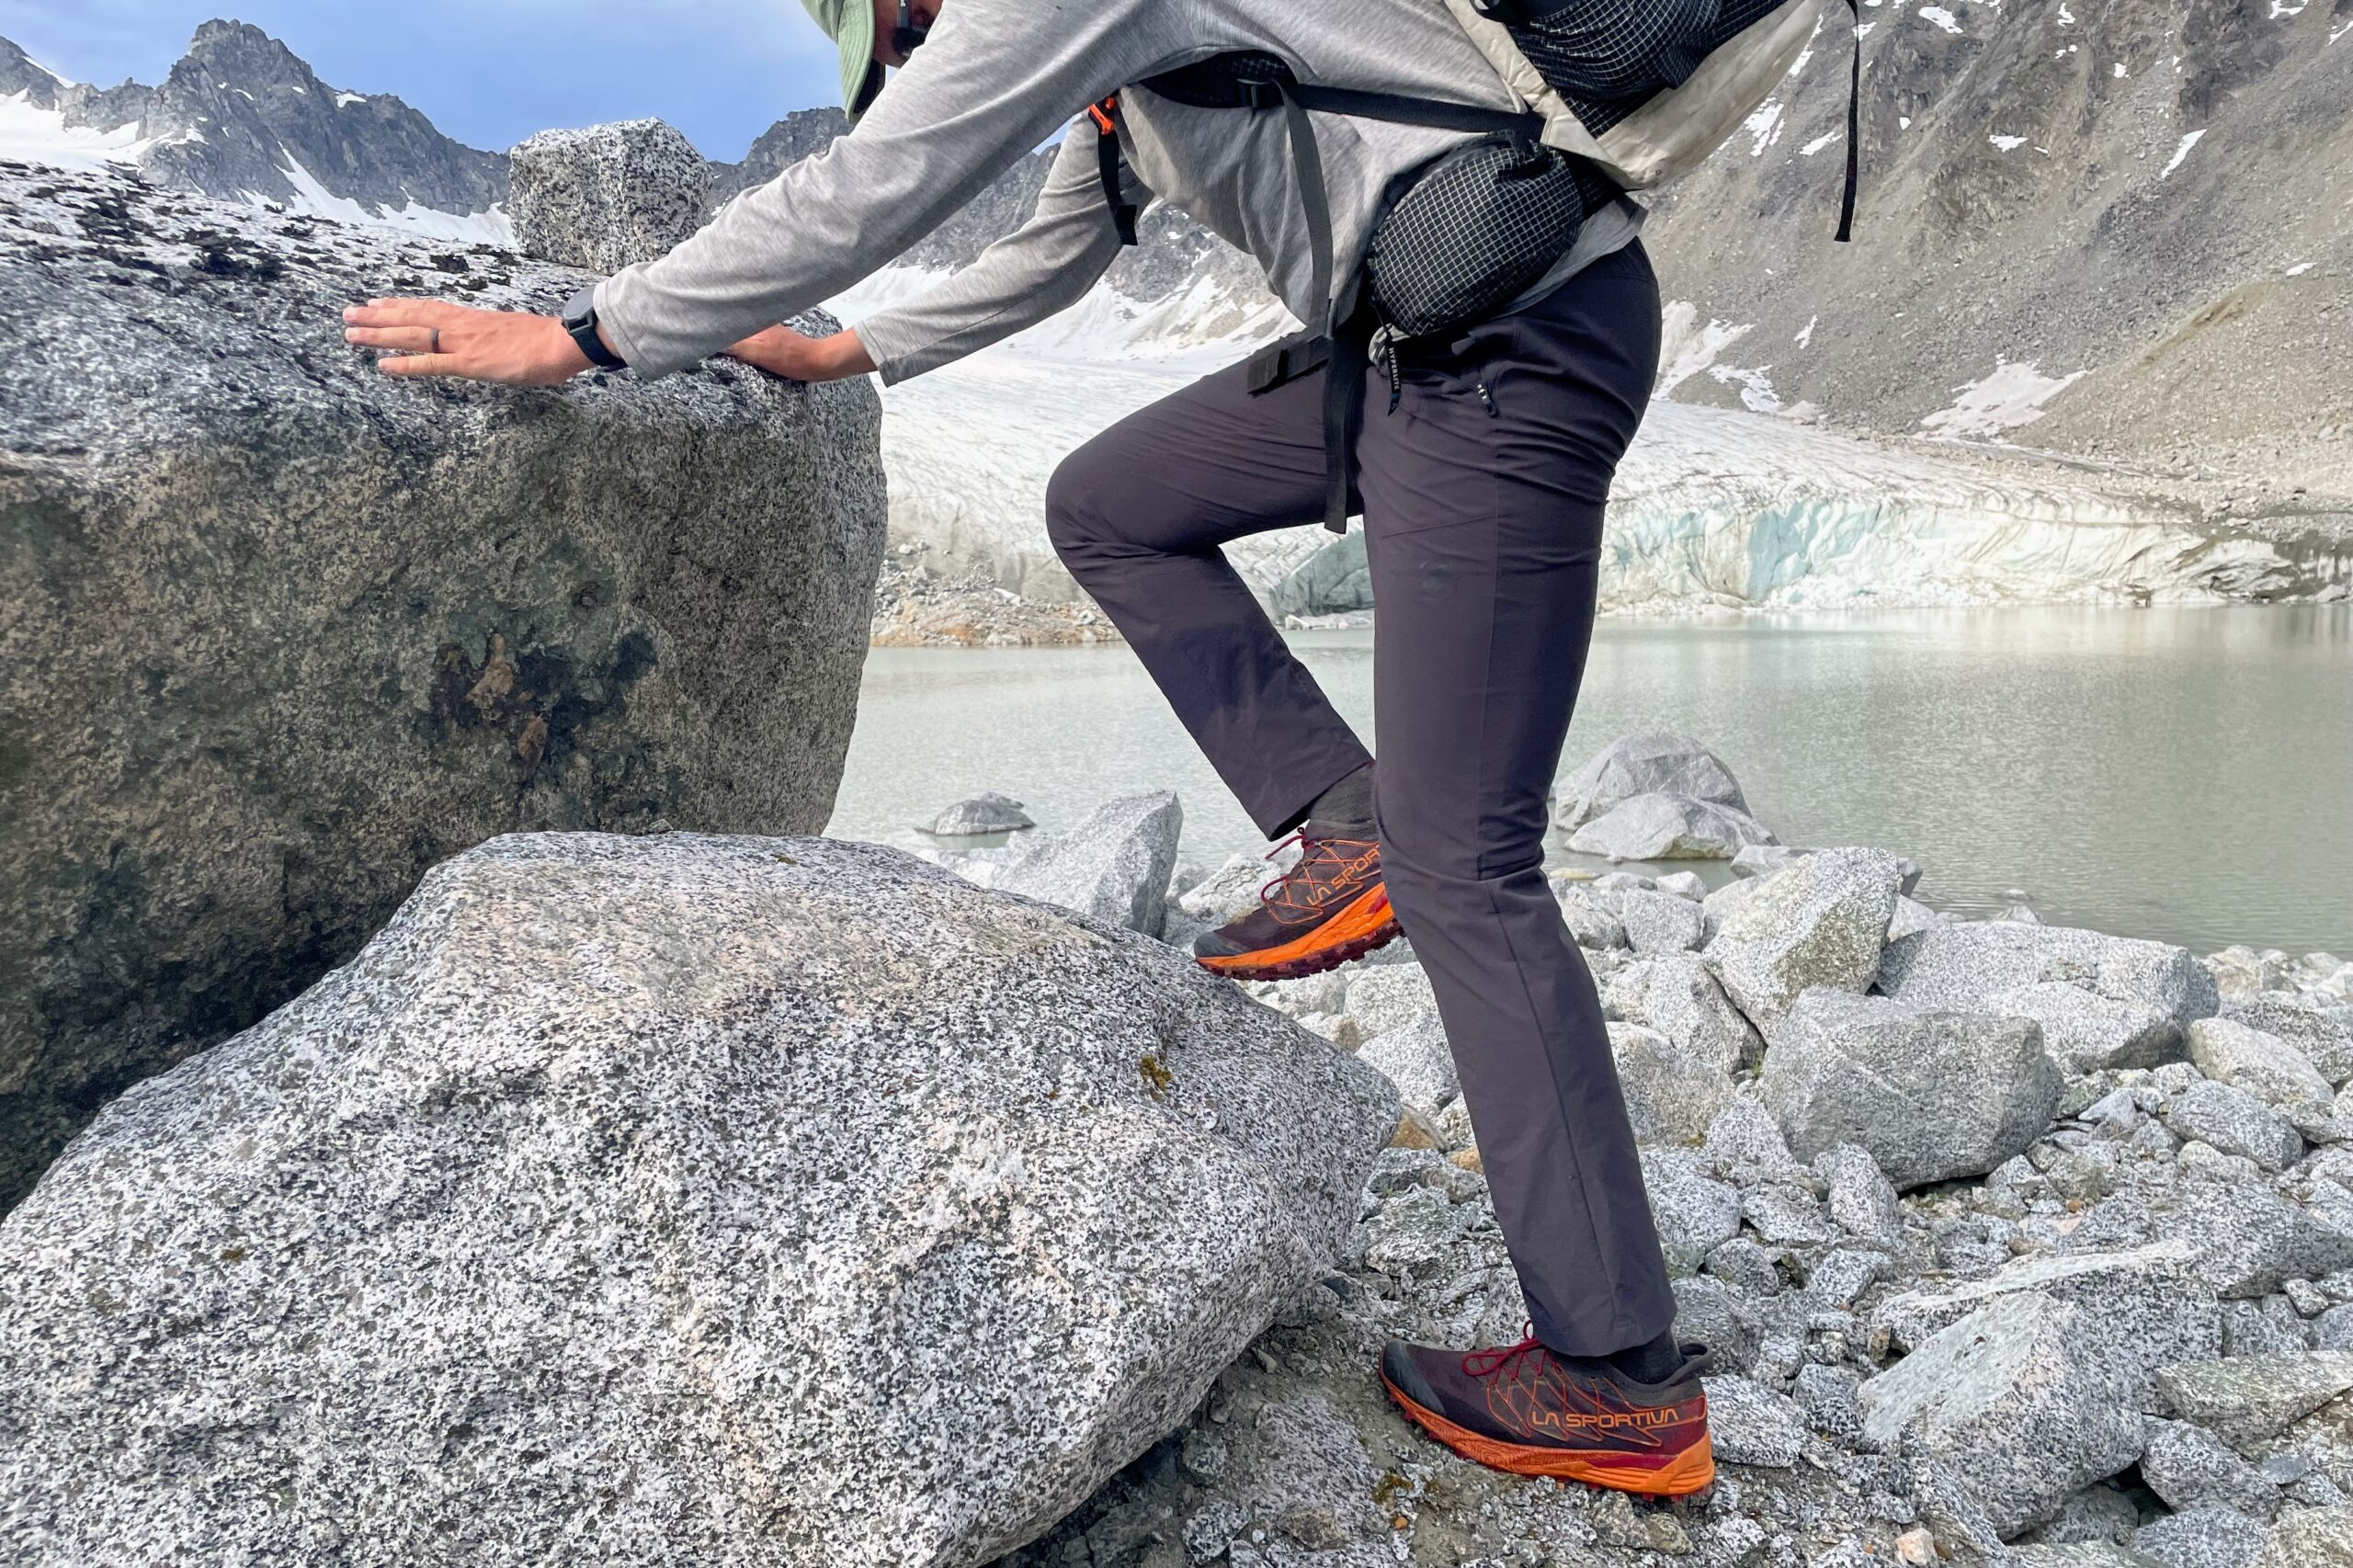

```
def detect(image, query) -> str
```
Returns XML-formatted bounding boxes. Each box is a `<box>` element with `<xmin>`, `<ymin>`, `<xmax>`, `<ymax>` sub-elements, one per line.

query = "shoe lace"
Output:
<box><xmin>1255</xmin><ymin>832</ymin><xmax>1381</xmax><ymax>926</ymax></box>
<box><xmin>1461</xmin><ymin>1325</ymin><xmax>1548</xmax><ymax>1382</ymax></box>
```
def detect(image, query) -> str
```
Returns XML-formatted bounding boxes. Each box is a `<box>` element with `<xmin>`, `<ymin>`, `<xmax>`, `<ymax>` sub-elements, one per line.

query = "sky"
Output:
<box><xmin>0</xmin><ymin>1</ymin><xmax>845</xmax><ymax>161</ymax></box>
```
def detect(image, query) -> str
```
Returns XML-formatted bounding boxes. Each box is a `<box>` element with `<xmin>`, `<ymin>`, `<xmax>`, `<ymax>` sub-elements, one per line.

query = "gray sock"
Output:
<box><xmin>1303</xmin><ymin>763</ymin><xmax>1377</xmax><ymax>835</ymax></box>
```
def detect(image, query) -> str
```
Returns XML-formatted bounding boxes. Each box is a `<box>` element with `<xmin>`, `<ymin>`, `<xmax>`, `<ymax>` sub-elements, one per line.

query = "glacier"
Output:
<box><xmin>832</xmin><ymin>267</ymin><xmax>2347</xmax><ymax>617</ymax></box>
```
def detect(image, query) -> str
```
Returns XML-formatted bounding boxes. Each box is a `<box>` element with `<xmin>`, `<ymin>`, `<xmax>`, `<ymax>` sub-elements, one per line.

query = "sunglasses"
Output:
<box><xmin>852</xmin><ymin>1</ymin><xmax>930</xmax><ymax>115</ymax></box>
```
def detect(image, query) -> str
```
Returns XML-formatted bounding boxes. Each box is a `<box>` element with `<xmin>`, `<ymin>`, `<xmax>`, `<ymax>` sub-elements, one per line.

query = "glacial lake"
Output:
<box><xmin>828</xmin><ymin>606</ymin><xmax>2353</xmax><ymax>958</ymax></box>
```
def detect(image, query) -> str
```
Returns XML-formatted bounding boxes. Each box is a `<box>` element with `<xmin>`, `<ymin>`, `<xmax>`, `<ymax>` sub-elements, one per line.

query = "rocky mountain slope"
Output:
<box><xmin>1640</xmin><ymin>0</ymin><xmax>2353</xmax><ymax>497</ymax></box>
<box><xmin>0</xmin><ymin>23</ymin><xmax>506</xmax><ymax>239</ymax></box>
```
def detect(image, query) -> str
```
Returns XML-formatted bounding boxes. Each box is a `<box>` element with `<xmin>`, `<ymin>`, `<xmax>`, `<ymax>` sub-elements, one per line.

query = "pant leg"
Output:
<box><xmin>1356</xmin><ymin>244</ymin><xmax>1675</xmax><ymax>1357</ymax></box>
<box><xmin>1046</xmin><ymin>358</ymin><xmax>1371</xmax><ymax>838</ymax></box>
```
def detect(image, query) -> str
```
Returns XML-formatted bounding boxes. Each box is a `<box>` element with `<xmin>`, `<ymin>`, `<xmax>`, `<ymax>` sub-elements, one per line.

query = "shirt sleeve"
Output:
<box><xmin>592</xmin><ymin>0</ymin><xmax>1184</xmax><ymax>378</ymax></box>
<box><xmin>850</xmin><ymin>130</ymin><xmax>1150</xmax><ymax>384</ymax></box>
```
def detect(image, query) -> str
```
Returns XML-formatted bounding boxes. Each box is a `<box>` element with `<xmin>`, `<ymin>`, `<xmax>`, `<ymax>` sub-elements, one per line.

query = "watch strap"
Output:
<box><xmin>563</xmin><ymin>287</ymin><xmax>628</xmax><ymax>370</ymax></box>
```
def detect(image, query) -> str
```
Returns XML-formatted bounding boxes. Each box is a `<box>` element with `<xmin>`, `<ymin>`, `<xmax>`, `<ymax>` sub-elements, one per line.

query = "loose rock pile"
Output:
<box><xmin>958</xmin><ymin>733</ymin><xmax>2353</xmax><ymax>1567</ymax></box>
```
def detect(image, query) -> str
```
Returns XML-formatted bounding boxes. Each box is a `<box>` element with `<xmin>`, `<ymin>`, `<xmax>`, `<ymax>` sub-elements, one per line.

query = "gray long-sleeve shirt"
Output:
<box><xmin>594</xmin><ymin>0</ymin><xmax>1640</xmax><ymax>383</ymax></box>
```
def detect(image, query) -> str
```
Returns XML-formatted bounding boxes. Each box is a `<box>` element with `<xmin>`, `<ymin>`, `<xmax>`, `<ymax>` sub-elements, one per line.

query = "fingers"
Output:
<box><xmin>377</xmin><ymin>355</ymin><xmax>460</xmax><ymax>380</ymax></box>
<box><xmin>343</xmin><ymin>299</ymin><xmax>461</xmax><ymax>329</ymax></box>
<box><xmin>346</xmin><ymin>325</ymin><xmax>440</xmax><ymax>354</ymax></box>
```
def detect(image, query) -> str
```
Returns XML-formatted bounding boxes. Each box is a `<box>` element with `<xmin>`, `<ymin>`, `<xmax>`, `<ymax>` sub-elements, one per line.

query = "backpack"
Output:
<box><xmin>1084</xmin><ymin>0</ymin><xmax>1862</xmax><ymax>528</ymax></box>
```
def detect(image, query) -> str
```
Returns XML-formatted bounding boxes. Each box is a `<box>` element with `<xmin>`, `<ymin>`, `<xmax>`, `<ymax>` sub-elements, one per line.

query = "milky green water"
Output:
<box><xmin>829</xmin><ymin>606</ymin><xmax>2353</xmax><ymax>957</ymax></box>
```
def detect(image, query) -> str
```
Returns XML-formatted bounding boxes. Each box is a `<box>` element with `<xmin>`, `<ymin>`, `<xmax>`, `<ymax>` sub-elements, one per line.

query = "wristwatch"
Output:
<box><xmin>562</xmin><ymin>287</ymin><xmax>628</xmax><ymax>370</ymax></box>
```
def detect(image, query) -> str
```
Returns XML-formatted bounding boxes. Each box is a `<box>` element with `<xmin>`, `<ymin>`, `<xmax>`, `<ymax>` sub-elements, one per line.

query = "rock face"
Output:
<box><xmin>993</xmin><ymin>792</ymin><xmax>1185</xmax><ymax>937</ymax></box>
<box><xmin>1704</xmin><ymin>847</ymin><xmax>1906</xmax><ymax>1027</ymax></box>
<box><xmin>925</xmin><ymin>791</ymin><xmax>1037</xmax><ymax>836</ymax></box>
<box><xmin>1859</xmin><ymin>1293</ymin><xmax>2150</xmax><ymax>1539</ymax></box>
<box><xmin>510</xmin><ymin>118</ymin><xmax>715</xmax><ymax>273</ymax></box>
<box><xmin>1759</xmin><ymin>990</ymin><xmax>2063</xmax><ymax>1188</ymax></box>
<box><xmin>1552</xmin><ymin>733</ymin><xmax>1750</xmax><ymax>831</ymax></box>
<box><xmin>0</xmin><ymin>165</ymin><xmax>887</xmax><ymax>1210</ymax></box>
<box><xmin>1878</xmin><ymin>923</ymin><xmax>2222</xmax><ymax>1029</ymax></box>
<box><xmin>0</xmin><ymin>834</ymin><xmax>1398</xmax><ymax>1566</ymax></box>
<box><xmin>1567</xmin><ymin>791</ymin><xmax>1780</xmax><ymax>861</ymax></box>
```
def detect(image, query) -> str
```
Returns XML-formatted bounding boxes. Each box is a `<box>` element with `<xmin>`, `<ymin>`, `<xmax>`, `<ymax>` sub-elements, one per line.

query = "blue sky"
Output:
<box><xmin>0</xmin><ymin>1</ymin><xmax>844</xmax><ymax>160</ymax></box>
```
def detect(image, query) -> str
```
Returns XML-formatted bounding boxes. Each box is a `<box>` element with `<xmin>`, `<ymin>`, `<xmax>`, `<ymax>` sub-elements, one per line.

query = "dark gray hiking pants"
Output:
<box><xmin>1044</xmin><ymin>243</ymin><xmax>1674</xmax><ymax>1357</ymax></box>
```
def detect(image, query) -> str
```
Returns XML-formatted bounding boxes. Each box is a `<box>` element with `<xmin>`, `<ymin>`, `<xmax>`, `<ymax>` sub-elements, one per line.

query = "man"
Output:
<box><xmin>344</xmin><ymin>0</ymin><xmax>1712</xmax><ymax>1497</ymax></box>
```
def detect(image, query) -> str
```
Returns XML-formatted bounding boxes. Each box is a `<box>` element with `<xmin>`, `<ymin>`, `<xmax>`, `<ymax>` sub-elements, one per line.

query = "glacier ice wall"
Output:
<box><xmin>835</xmin><ymin>271</ymin><xmax>2346</xmax><ymax>616</ymax></box>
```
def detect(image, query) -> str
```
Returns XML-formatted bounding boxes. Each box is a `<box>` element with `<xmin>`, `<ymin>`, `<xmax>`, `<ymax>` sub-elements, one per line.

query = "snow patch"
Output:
<box><xmin>1988</xmin><ymin>134</ymin><xmax>2028</xmax><ymax>151</ymax></box>
<box><xmin>0</xmin><ymin>94</ymin><xmax>161</xmax><ymax>172</ymax></box>
<box><xmin>2268</xmin><ymin>0</ymin><xmax>2307</xmax><ymax>16</ymax></box>
<box><xmin>2113</xmin><ymin>62</ymin><xmax>2129</xmax><ymax>77</ymax></box>
<box><xmin>1745</xmin><ymin>100</ymin><xmax>1785</xmax><ymax>156</ymax></box>
<box><xmin>1654</xmin><ymin>303</ymin><xmax>1755</xmax><ymax>398</ymax></box>
<box><xmin>1919</xmin><ymin>6</ymin><xmax>1965</xmax><ymax>33</ymax></box>
<box><xmin>2159</xmin><ymin>128</ymin><xmax>2205</xmax><ymax>178</ymax></box>
<box><xmin>1795</xmin><ymin>314</ymin><xmax>1818</xmax><ymax>348</ymax></box>
<box><xmin>1709</xmin><ymin>363</ymin><xmax>1784</xmax><ymax>414</ymax></box>
<box><xmin>1920</xmin><ymin>361</ymin><xmax>2086</xmax><ymax>439</ymax></box>
<box><xmin>335</xmin><ymin>91</ymin><xmax>367</xmax><ymax>108</ymax></box>
<box><xmin>273</xmin><ymin>151</ymin><xmax>515</xmax><ymax>245</ymax></box>
<box><xmin>1800</xmin><ymin>132</ymin><xmax>1841</xmax><ymax>156</ymax></box>
<box><xmin>2331</xmin><ymin>17</ymin><xmax>2352</xmax><ymax>42</ymax></box>
<box><xmin>2058</xmin><ymin>3</ymin><xmax>2076</xmax><ymax>20</ymax></box>
<box><xmin>2285</xmin><ymin>262</ymin><xmax>2315</xmax><ymax>277</ymax></box>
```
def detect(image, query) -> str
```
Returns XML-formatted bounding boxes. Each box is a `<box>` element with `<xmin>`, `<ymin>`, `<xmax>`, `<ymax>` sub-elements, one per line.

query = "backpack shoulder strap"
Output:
<box><xmin>1086</xmin><ymin>96</ymin><xmax>1141</xmax><ymax>246</ymax></box>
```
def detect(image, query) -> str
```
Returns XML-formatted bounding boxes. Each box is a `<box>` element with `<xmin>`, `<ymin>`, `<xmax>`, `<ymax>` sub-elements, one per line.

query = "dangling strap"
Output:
<box><xmin>1835</xmin><ymin>0</ymin><xmax>1862</xmax><ymax>242</ymax></box>
<box><xmin>1087</xmin><ymin>96</ymin><xmax>1140</xmax><ymax>246</ymax></box>
<box><xmin>1320</xmin><ymin>309</ymin><xmax>1373</xmax><ymax>534</ymax></box>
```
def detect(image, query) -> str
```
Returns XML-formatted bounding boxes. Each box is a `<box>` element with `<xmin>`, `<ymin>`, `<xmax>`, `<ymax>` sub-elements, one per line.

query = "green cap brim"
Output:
<box><xmin>835</xmin><ymin>3</ymin><xmax>878</xmax><ymax>118</ymax></box>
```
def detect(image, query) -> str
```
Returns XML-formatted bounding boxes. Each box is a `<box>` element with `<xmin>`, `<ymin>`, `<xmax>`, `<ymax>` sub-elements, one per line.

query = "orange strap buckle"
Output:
<box><xmin>1086</xmin><ymin>95</ymin><xmax>1119</xmax><ymax>135</ymax></box>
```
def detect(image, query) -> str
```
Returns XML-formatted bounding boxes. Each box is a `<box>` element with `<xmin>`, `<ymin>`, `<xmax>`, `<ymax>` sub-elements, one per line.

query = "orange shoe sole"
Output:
<box><xmin>1195</xmin><ymin>883</ymin><xmax>1402</xmax><ymax>982</ymax></box>
<box><xmin>1381</xmin><ymin>1374</ymin><xmax>1717</xmax><ymax>1497</ymax></box>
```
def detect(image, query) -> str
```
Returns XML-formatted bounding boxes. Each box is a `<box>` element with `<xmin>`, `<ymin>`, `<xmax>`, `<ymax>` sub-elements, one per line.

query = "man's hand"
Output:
<box><xmin>723</xmin><ymin>324</ymin><xmax>877</xmax><ymax>382</ymax></box>
<box><xmin>343</xmin><ymin>299</ymin><xmax>593</xmax><ymax>385</ymax></box>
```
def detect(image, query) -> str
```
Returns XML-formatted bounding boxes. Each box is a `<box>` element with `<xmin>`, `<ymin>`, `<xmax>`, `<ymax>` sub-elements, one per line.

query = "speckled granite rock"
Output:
<box><xmin>1567</xmin><ymin>790</ymin><xmax>1780</xmax><ymax>861</ymax></box>
<box><xmin>1552</xmin><ymin>732</ymin><xmax>1750</xmax><ymax>830</ymax></box>
<box><xmin>1871</xmin><ymin>1244</ymin><xmax>2222</xmax><ymax>1405</ymax></box>
<box><xmin>1704</xmin><ymin>847</ymin><xmax>1906</xmax><ymax>1027</ymax></box>
<box><xmin>1990</xmin><ymin>982</ymin><xmax>2187</xmax><ymax>1074</ymax></box>
<box><xmin>2155</xmin><ymin>1352</ymin><xmax>2353</xmax><ymax>1452</ymax></box>
<box><xmin>0</xmin><ymin>834</ymin><xmax>1398</xmax><ymax>1567</ymax></box>
<box><xmin>925</xmin><ymin>791</ymin><xmax>1037</xmax><ymax>836</ymax></box>
<box><xmin>509</xmin><ymin>118</ymin><xmax>715</xmax><ymax>273</ymax></box>
<box><xmin>0</xmin><ymin>165</ymin><xmax>884</xmax><ymax>1211</ymax></box>
<box><xmin>1860</xmin><ymin>1292</ymin><xmax>2151</xmax><ymax>1539</ymax></box>
<box><xmin>993</xmin><ymin>792</ymin><xmax>1184</xmax><ymax>938</ymax></box>
<box><xmin>1878</xmin><ymin>922</ymin><xmax>2222</xmax><ymax>1029</ymax></box>
<box><xmin>1603</xmin><ymin>954</ymin><xmax>1764</xmax><ymax>1074</ymax></box>
<box><xmin>2251</xmin><ymin>1504</ymin><xmax>2353</xmax><ymax>1566</ymax></box>
<box><xmin>1760</xmin><ymin>990</ymin><xmax>2063</xmax><ymax>1188</ymax></box>
<box><xmin>1356</xmin><ymin>1016</ymin><xmax>1457</xmax><ymax>1119</ymax></box>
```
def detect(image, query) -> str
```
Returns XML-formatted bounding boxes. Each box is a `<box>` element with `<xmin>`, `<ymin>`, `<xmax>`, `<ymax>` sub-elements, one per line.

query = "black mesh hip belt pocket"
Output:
<box><xmin>1363</xmin><ymin>135</ymin><xmax>1614</xmax><ymax>341</ymax></box>
<box><xmin>1495</xmin><ymin>0</ymin><xmax>1723</xmax><ymax>101</ymax></box>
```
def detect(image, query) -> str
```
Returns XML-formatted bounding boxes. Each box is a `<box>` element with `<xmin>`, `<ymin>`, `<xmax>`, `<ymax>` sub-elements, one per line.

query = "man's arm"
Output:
<box><xmin>726</xmin><ymin>130</ymin><xmax>1144</xmax><ymax>385</ymax></box>
<box><xmin>597</xmin><ymin>0</ymin><xmax>1183</xmax><ymax>378</ymax></box>
<box><xmin>849</xmin><ymin>129</ymin><xmax>1144</xmax><ymax>383</ymax></box>
<box><xmin>344</xmin><ymin>0</ymin><xmax>1189</xmax><ymax>385</ymax></box>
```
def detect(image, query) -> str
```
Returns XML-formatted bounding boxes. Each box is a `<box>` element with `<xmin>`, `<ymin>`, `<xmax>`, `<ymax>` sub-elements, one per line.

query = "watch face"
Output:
<box><xmin>563</xmin><ymin>287</ymin><xmax>597</xmax><ymax>332</ymax></box>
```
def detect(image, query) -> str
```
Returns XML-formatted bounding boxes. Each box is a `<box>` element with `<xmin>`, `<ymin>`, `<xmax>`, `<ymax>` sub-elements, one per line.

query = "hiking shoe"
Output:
<box><xmin>1193</xmin><ymin>832</ymin><xmax>1400</xmax><ymax>981</ymax></box>
<box><xmin>1381</xmin><ymin>1334</ymin><xmax>1715</xmax><ymax>1495</ymax></box>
